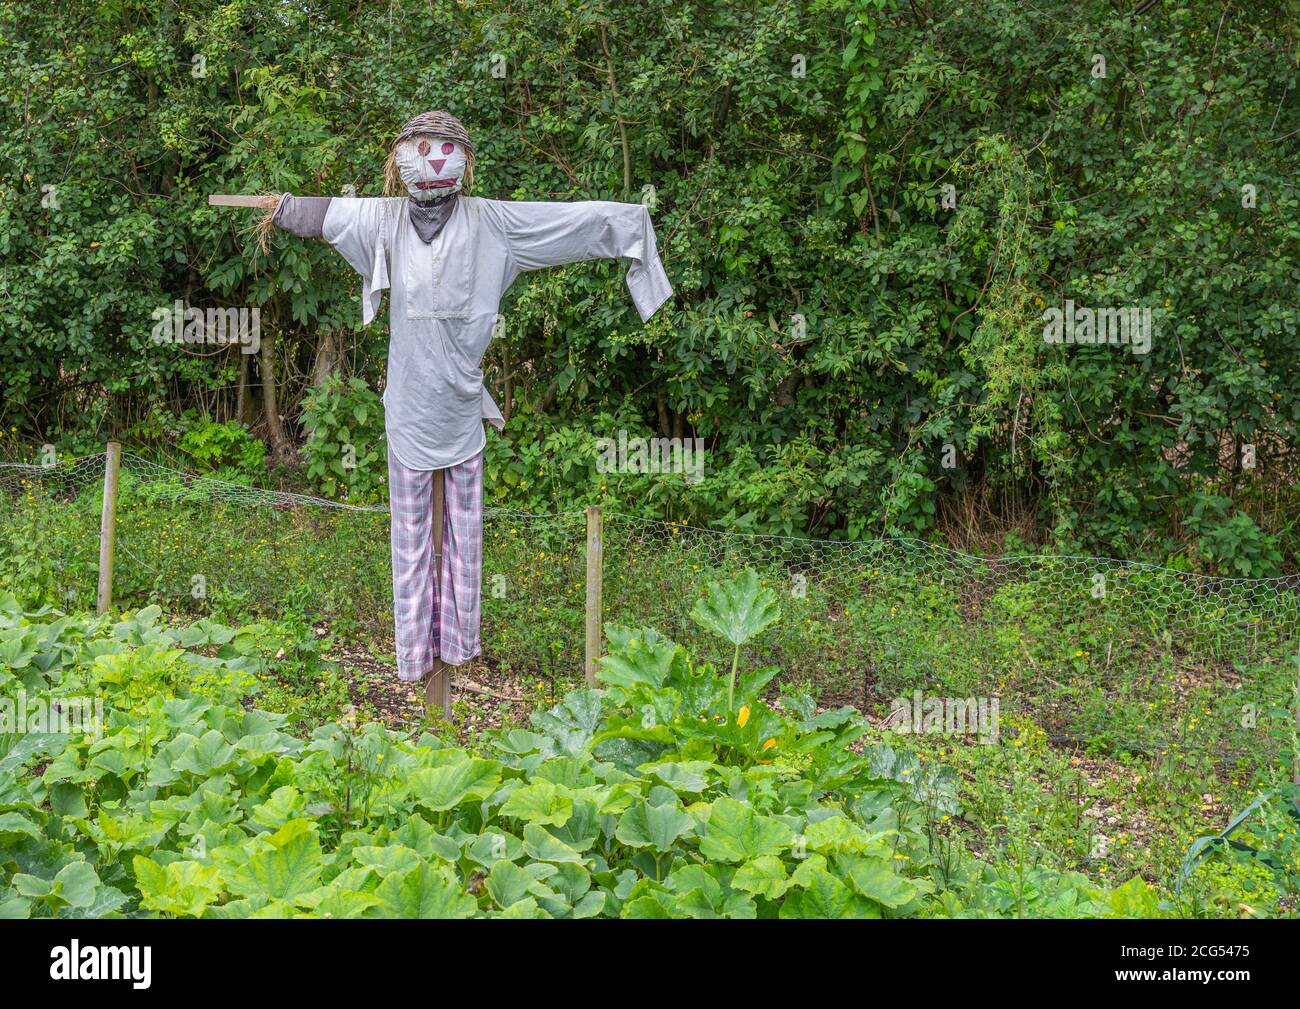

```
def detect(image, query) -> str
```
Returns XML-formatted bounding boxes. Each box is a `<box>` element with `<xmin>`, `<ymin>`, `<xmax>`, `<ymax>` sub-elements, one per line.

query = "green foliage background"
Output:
<box><xmin>2</xmin><ymin>0</ymin><xmax>1298</xmax><ymax>567</ymax></box>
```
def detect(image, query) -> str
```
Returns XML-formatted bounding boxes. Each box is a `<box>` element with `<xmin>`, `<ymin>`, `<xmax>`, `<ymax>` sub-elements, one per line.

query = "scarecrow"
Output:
<box><xmin>212</xmin><ymin>111</ymin><xmax>673</xmax><ymax>712</ymax></box>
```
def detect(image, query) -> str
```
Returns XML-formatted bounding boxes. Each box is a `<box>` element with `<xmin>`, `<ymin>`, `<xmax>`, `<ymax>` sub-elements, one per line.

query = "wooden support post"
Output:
<box><xmin>423</xmin><ymin>469</ymin><xmax>452</xmax><ymax>719</ymax></box>
<box><xmin>96</xmin><ymin>442</ymin><xmax>122</xmax><ymax>616</ymax></box>
<box><xmin>584</xmin><ymin>505</ymin><xmax>603</xmax><ymax>686</ymax></box>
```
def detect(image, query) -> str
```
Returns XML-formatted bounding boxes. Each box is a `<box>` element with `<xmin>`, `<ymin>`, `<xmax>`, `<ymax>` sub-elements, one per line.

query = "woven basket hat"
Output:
<box><xmin>385</xmin><ymin>110</ymin><xmax>475</xmax><ymax>195</ymax></box>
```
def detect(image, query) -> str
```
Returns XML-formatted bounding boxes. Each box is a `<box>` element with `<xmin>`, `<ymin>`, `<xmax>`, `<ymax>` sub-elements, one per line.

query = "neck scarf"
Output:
<box><xmin>408</xmin><ymin>191</ymin><xmax>458</xmax><ymax>243</ymax></box>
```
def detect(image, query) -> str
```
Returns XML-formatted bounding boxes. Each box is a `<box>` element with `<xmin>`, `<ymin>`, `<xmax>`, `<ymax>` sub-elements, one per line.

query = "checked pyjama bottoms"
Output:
<box><xmin>388</xmin><ymin>448</ymin><xmax>484</xmax><ymax>679</ymax></box>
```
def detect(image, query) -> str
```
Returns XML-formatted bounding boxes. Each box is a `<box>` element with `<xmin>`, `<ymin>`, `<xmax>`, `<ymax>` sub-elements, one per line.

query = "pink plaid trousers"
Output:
<box><xmin>387</xmin><ymin>448</ymin><xmax>484</xmax><ymax>679</ymax></box>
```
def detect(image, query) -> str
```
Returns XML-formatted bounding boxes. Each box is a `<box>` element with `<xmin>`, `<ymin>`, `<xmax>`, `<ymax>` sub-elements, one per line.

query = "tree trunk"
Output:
<box><xmin>310</xmin><ymin>329</ymin><xmax>341</xmax><ymax>390</ymax></box>
<box><xmin>258</xmin><ymin>328</ymin><xmax>294</xmax><ymax>467</ymax></box>
<box><xmin>538</xmin><ymin>377</ymin><xmax>560</xmax><ymax>414</ymax></box>
<box><xmin>235</xmin><ymin>351</ymin><xmax>250</xmax><ymax>426</ymax></box>
<box><xmin>501</xmin><ymin>340</ymin><xmax>512</xmax><ymax>423</ymax></box>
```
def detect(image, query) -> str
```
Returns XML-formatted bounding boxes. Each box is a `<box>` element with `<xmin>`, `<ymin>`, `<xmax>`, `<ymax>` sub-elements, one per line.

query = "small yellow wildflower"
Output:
<box><xmin>736</xmin><ymin>705</ymin><xmax>750</xmax><ymax>727</ymax></box>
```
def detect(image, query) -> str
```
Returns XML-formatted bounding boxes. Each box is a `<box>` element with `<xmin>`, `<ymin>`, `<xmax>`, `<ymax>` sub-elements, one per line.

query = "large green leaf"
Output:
<box><xmin>408</xmin><ymin>757</ymin><xmax>502</xmax><ymax>812</ymax></box>
<box><xmin>615</xmin><ymin>799</ymin><xmax>695</xmax><ymax>852</ymax></box>
<box><xmin>348</xmin><ymin>845</ymin><xmax>423</xmax><ymax>877</ymax></box>
<box><xmin>804</xmin><ymin>814</ymin><xmax>893</xmax><ymax>856</ymax></box>
<box><xmin>836</xmin><ymin>854</ymin><xmax>919</xmax><ymax>909</ymax></box>
<box><xmin>641</xmin><ymin>760</ymin><xmax>714</xmax><ymax>796</ymax></box>
<box><xmin>223</xmin><ymin>819</ymin><xmax>323</xmax><ymax>903</ymax></box>
<box><xmin>521</xmin><ymin>823</ymin><xmax>588</xmax><ymax>865</ymax></box>
<box><xmin>530</xmin><ymin>690</ymin><xmax>604</xmax><ymax>755</ymax></box>
<box><xmin>13</xmin><ymin>860</ymin><xmax>101</xmax><ymax>912</ymax></box>
<box><xmin>486</xmin><ymin>860</ymin><xmax>549</xmax><ymax>910</ymax></box>
<box><xmin>171</xmin><ymin>729</ymin><xmax>238</xmax><ymax>777</ymax></box>
<box><xmin>731</xmin><ymin>855</ymin><xmax>792</xmax><ymax>900</ymax></box>
<box><xmin>596</xmin><ymin>636</ymin><xmax>684</xmax><ymax>690</ymax></box>
<box><xmin>697</xmin><ymin>797</ymin><xmax>795</xmax><ymax>863</ymax></box>
<box><xmin>0</xmin><ymin>811</ymin><xmax>44</xmax><ymax>842</ymax></box>
<box><xmin>134</xmin><ymin>857</ymin><xmax>224</xmax><ymax>918</ymax></box>
<box><xmin>313</xmin><ymin>889</ymin><xmax>382</xmax><ymax>919</ymax></box>
<box><xmin>371</xmin><ymin>863</ymin><xmax>476</xmax><ymax>919</ymax></box>
<box><xmin>499</xmin><ymin>781</ymin><xmax>574</xmax><ymax>826</ymax></box>
<box><xmin>250</xmin><ymin>785</ymin><xmax>304</xmax><ymax>829</ymax></box>
<box><xmin>689</xmin><ymin>569</ymin><xmax>781</xmax><ymax>647</ymax></box>
<box><xmin>780</xmin><ymin>868</ymin><xmax>880</xmax><ymax>918</ymax></box>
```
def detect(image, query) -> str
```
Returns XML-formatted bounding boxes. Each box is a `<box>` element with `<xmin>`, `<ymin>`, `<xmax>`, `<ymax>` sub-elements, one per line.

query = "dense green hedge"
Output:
<box><xmin>2</xmin><ymin>1</ymin><xmax>1297</xmax><ymax>565</ymax></box>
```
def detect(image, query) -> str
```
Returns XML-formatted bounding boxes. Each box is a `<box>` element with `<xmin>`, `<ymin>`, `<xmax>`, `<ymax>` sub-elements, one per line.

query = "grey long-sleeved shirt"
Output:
<box><xmin>274</xmin><ymin>195</ymin><xmax>673</xmax><ymax>471</ymax></box>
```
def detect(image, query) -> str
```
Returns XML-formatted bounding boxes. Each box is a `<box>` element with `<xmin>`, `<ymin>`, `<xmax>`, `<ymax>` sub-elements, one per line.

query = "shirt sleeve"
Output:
<box><xmin>271</xmin><ymin>195</ymin><xmax>332</xmax><ymax>239</ymax></box>
<box><xmin>492</xmin><ymin>200</ymin><xmax>673</xmax><ymax>323</ymax></box>
<box><xmin>321</xmin><ymin>198</ymin><xmax>393</xmax><ymax>326</ymax></box>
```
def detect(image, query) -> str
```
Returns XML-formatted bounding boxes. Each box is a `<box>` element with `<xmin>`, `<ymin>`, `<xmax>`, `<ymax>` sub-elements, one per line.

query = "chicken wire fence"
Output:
<box><xmin>2</xmin><ymin>450</ymin><xmax>1297</xmax><ymax>768</ymax></box>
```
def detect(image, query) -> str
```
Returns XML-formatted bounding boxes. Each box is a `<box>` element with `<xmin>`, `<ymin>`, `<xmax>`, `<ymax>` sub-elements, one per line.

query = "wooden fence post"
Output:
<box><xmin>584</xmin><ymin>505</ymin><xmax>604</xmax><ymax>686</ymax></box>
<box><xmin>96</xmin><ymin>442</ymin><xmax>121</xmax><ymax>616</ymax></box>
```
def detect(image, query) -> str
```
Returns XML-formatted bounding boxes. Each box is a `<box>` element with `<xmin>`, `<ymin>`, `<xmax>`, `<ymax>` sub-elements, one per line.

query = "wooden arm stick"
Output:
<box><xmin>210</xmin><ymin>193</ymin><xmax>283</xmax><ymax>252</ymax></box>
<box><xmin>209</xmin><ymin>194</ymin><xmax>270</xmax><ymax>207</ymax></box>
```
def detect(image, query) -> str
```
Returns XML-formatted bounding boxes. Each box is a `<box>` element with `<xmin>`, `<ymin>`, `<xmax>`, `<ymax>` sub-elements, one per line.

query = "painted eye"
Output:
<box><xmin>417</xmin><ymin>140</ymin><xmax>430</xmax><ymax>156</ymax></box>
<box><xmin>441</xmin><ymin>142</ymin><xmax>454</xmax><ymax>155</ymax></box>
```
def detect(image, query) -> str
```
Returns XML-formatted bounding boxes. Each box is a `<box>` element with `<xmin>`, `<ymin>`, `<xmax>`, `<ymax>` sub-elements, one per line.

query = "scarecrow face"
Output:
<box><xmin>395</xmin><ymin>135</ymin><xmax>467</xmax><ymax>200</ymax></box>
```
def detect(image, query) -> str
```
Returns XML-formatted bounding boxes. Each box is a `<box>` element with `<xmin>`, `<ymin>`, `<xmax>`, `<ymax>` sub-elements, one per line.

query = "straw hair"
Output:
<box><xmin>252</xmin><ymin>192</ymin><xmax>286</xmax><ymax>254</ymax></box>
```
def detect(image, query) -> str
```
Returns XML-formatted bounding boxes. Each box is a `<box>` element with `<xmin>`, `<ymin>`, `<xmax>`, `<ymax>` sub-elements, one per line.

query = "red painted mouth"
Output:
<box><xmin>415</xmin><ymin>178</ymin><xmax>458</xmax><ymax>190</ymax></box>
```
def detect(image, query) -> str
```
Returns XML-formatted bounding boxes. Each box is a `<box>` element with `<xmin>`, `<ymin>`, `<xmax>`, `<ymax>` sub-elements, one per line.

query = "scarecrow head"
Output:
<box><xmin>385</xmin><ymin>110</ymin><xmax>475</xmax><ymax>201</ymax></box>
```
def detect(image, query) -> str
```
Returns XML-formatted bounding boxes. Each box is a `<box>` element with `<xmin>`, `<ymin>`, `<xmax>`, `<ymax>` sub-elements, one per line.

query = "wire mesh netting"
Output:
<box><xmin>2</xmin><ymin>451</ymin><xmax>1296</xmax><ymax>770</ymax></box>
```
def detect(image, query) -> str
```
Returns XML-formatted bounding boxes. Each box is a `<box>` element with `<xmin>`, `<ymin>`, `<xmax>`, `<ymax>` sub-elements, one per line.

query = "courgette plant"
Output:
<box><xmin>688</xmin><ymin>569</ymin><xmax>781</xmax><ymax>717</ymax></box>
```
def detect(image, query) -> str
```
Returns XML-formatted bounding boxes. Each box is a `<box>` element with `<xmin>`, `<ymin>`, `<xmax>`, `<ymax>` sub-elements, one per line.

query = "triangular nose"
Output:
<box><xmin>428</xmin><ymin>159</ymin><xmax>446</xmax><ymax>174</ymax></box>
